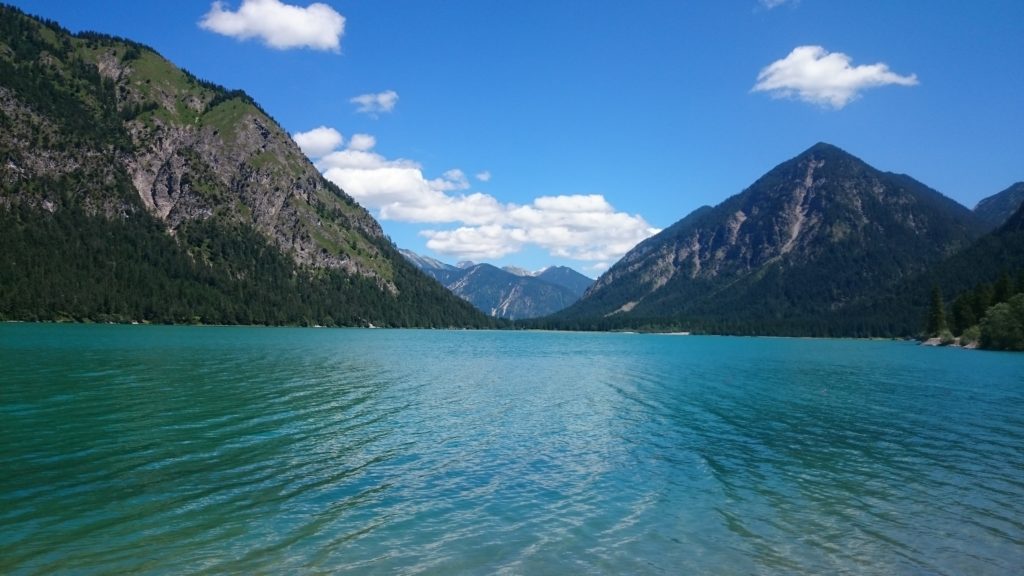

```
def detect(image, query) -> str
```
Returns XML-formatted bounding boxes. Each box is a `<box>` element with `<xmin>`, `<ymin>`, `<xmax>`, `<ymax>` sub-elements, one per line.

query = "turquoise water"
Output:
<box><xmin>2</xmin><ymin>325</ymin><xmax>1023</xmax><ymax>574</ymax></box>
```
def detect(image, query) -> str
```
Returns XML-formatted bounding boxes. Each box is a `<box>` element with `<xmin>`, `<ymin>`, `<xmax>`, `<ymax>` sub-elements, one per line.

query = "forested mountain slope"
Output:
<box><xmin>974</xmin><ymin>182</ymin><xmax>1024</xmax><ymax>231</ymax></box>
<box><xmin>0</xmin><ymin>5</ymin><xmax>492</xmax><ymax>327</ymax></box>
<box><xmin>547</xmin><ymin>143</ymin><xmax>983</xmax><ymax>335</ymax></box>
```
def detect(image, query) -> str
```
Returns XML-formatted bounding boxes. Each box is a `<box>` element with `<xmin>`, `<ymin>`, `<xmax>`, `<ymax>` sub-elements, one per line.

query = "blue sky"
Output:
<box><xmin>13</xmin><ymin>0</ymin><xmax>1024</xmax><ymax>274</ymax></box>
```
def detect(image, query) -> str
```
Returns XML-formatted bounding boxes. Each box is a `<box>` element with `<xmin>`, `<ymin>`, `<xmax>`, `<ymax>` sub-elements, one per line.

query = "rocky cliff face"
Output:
<box><xmin>115</xmin><ymin>58</ymin><xmax>387</xmax><ymax>279</ymax></box>
<box><xmin>0</xmin><ymin>6</ymin><xmax>491</xmax><ymax>327</ymax></box>
<box><xmin>560</xmin><ymin>143</ymin><xmax>983</xmax><ymax>331</ymax></box>
<box><xmin>1</xmin><ymin>9</ymin><xmax>391</xmax><ymax>284</ymax></box>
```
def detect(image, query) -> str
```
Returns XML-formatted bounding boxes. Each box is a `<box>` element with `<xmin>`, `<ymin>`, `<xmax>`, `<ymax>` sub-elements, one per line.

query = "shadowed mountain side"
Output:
<box><xmin>850</xmin><ymin>200</ymin><xmax>1024</xmax><ymax>334</ymax></box>
<box><xmin>974</xmin><ymin>182</ymin><xmax>1024</xmax><ymax>232</ymax></box>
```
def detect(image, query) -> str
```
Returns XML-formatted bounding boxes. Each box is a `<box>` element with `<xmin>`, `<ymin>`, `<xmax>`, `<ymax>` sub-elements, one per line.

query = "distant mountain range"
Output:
<box><xmin>400</xmin><ymin>250</ymin><xmax>593</xmax><ymax>320</ymax></box>
<box><xmin>543</xmin><ymin>143</ymin><xmax>1021</xmax><ymax>336</ymax></box>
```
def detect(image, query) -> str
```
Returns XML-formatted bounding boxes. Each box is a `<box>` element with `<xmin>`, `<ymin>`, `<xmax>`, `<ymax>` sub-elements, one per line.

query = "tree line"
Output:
<box><xmin>927</xmin><ymin>272</ymin><xmax>1024</xmax><ymax>351</ymax></box>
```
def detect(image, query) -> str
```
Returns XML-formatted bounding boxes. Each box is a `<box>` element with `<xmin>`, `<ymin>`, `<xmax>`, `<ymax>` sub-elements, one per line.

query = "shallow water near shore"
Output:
<box><xmin>2</xmin><ymin>324</ymin><xmax>1023</xmax><ymax>574</ymax></box>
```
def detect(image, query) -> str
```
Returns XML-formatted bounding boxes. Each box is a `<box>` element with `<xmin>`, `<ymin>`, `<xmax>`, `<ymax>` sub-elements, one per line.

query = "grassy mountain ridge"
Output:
<box><xmin>0</xmin><ymin>4</ymin><xmax>494</xmax><ymax>327</ymax></box>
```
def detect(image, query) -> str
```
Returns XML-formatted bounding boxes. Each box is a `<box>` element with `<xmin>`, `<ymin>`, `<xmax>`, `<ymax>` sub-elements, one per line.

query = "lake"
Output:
<box><xmin>2</xmin><ymin>324</ymin><xmax>1023</xmax><ymax>574</ymax></box>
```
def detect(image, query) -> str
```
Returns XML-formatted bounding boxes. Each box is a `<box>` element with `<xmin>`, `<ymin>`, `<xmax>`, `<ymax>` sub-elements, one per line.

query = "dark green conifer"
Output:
<box><xmin>927</xmin><ymin>285</ymin><xmax>948</xmax><ymax>337</ymax></box>
<box><xmin>951</xmin><ymin>293</ymin><xmax>976</xmax><ymax>336</ymax></box>
<box><xmin>993</xmin><ymin>272</ymin><xmax>1013</xmax><ymax>304</ymax></box>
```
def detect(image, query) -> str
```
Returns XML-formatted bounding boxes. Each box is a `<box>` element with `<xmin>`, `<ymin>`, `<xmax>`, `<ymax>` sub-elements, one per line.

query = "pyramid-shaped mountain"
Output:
<box><xmin>553</xmin><ymin>143</ymin><xmax>983</xmax><ymax>335</ymax></box>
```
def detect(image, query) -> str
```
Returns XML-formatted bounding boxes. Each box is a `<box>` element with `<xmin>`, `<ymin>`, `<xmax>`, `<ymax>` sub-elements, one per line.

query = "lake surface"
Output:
<box><xmin>2</xmin><ymin>324</ymin><xmax>1023</xmax><ymax>574</ymax></box>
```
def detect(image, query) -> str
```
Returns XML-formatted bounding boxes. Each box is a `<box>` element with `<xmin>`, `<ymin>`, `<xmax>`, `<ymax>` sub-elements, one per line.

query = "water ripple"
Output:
<box><xmin>2</xmin><ymin>326</ymin><xmax>1024</xmax><ymax>574</ymax></box>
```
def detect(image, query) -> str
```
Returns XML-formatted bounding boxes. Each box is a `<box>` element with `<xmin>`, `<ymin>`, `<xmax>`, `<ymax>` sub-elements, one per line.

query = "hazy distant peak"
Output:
<box><xmin>502</xmin><ymin>266</ymin><xmax>533</xmax><ymax>277</ymax></box>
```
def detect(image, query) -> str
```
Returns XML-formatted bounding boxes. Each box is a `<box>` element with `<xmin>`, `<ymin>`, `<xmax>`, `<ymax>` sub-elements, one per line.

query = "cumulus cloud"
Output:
<box><xmin>475</xmin><ymin>170</ymin><xmax>492</xmax><ymax>182</ymax></box>
<box><xmin>347</xmin><ymin>133</ymin><xmax>376</xmax><ymax>152</ymax></box>
<box><xmin>496</xmin><ymin>195</ymin><xmax>658</xmax><ymax>262</ymax></box>
<box><xmin>199</xmin><ymin>0</ymin><xmax>345</xmax><ymax>52</ymax></box>
<box><xmin>303</xmin><ymin>127</ymin><xmax>658</xmax><ymax>264</ymax></box>
<box><xmin>753</xmin><ymin>45</ymin><xmax>918</xmax><ymax>109</ymax></box>
<box><xmin>351</xmin><ymin>90</ymin><xmax>399</xmax><ymax>116</ymax></box>
<box><xmin>422</xmin><ymin>225</ymin><xmax>526</xmax><ymax>260</ymax></box>
<box><xmin>292</xmin><ymin>126</ymin><xmax>343</xmax><ymax>158</ymax></box>
<box><xmin>435</xmin><ymin>169</ymin><xmax>470</xmax><ymax>191</ymax></box>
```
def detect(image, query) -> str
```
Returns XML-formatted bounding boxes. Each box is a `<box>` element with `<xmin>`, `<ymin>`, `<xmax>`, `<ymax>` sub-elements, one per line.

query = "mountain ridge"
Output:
<box><xmin>974</xmin><ymin>182</ymin><xmax>1024</xmax><ymax>231</ymax></box>
<box><xmin>551</xmin><ymin>142</ymin><xmax>984</xmax><ymax>335</ymax></box>
<box><xmin>400</xmin><ymin>250</ymin><xmax>593</xmax><ymax>320</ymax></box>
<box><xmin>0</xmin><ymin>5</ymin><xmax>493</xmax><ymax>327</ymax></box>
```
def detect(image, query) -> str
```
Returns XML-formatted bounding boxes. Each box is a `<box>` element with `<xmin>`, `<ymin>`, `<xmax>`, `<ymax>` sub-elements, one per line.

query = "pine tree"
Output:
<box><xmin>993</xmin><ymin>272</ymin><xmax>1012</xmax><ymax>304</ymax></box>
<box><xmin>951</xmin><ymin>293</ymin><xmax>976</xmax><ymax>336</ymax></box>
<box><xmin>927</xmin><ymin>285</ymin><xmax>948</xmax><ymax>337</ymax></box>
<box><xmin>972</xmin><ymin>283</ymin><xmax>993</xmax><ymax>320</ymax></box>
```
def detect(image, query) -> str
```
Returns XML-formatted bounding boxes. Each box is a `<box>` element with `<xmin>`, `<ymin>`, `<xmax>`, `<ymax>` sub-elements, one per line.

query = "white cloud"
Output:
<box><xmin>759</xmin><ymin>0</ymin><xmax>796</xmax><ymax>9</ymax></box>
<box><xmin>499</xmin><ymin>195</ymin><xmax>659</xmax><ymax>262</ymax></box>
<box><xmin>476</xmin><ymin>170</ymin><xmax>492</xmax><ymax>182</ymax></box>
<box><xmin>347</xmin><ymin>133</ymin><xmax>376</xmax><ymax>151</ymax></box>
<box><xmin>423</xmin><ymin>225</ymin><xmax>526</xmax><ymax>260</ymax></box>
<box><xmin>292</xmin><ymin>126</ymin><xmax>343</xmax><ymax>158</ymax></box>
<box><xmin>753</xmin><ymin>45</ymin><xmax>918</xmax><ymax>109</ymax></box>
<box><xmin>199</xmin><ymin>0</ymin><xmax>345</xmax><ymax>52</ymax></box>
<box><xmin>303</xmin><ymin>127</ymin><xmax>658</xmax><ymax>265</ymax></box>
<box><xmin>351</xmin><ymin>90</ymin><xmax>399</xmax><ymax>116</ymax></box>
<box><xmin>434</xmin><ymin>169</ymin><xmax>470</xmax><ymax>191</ymax></box>
<box><xmin>387</xmin><ymin>192</ymin><xmax>504</xmax><ymax>226</ymax></box>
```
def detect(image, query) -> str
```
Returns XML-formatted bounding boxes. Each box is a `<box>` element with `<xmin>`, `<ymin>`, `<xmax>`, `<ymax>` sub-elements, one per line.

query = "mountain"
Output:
<box><xmin>928</xmin><ymin>200</ymin><xmax>1024</xmax><ymax>295</ymax></box>
<box><xmin>549</xmin><ymin>143</ymin><xmax>984</xmax><ymax>335</ymax></box>
<box><xmin>852</xmin><ymin>199</ymin><xmax>1024</xmax><ymax>337</ymax></box>
<box><xmin>397</xmin><ymin>249</ymin><xmax>465</xmax><ymax>285</ymax></box>
<box><xmin>0</xmin><ymin>6</ymin><xmax>493</xmax><ymax>327</ymax></box>
<box><xmin>974</xmin><ymin>182</ymin><xmax>1024</xmax><ymax>231</ymax></box>
<box><xmin>502</xmin><ymin>266</ymin><xmax>532</xmax><ymax>277</ymax></box>
<box><xmin>1004</xmin><ymin>199</ymin><xmax>1024</xmax><ymax>232</ymax></box>
<box><xmin>400</xmin><ymin>251</ymin><xmax>593</xmax><ymax>319</ymax></box>
<box><xmin>448</xmin><ymin>264</ymin><xmax>582</xmax><ymax>320</ymax></box>
<box><xmin>535</xmin><ymin>266</ymin><xmax>594</xmax><ymax>297</ymax></box>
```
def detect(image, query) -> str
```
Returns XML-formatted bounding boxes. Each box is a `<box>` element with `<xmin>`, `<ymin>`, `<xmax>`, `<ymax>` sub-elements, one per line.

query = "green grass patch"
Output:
<box><xmin>36</xmin><ymin>25</ymin><xmax>60</xmax><ymax>50</ymax></box>
<box><xmin>235</xmin><ymin>200</ymin><xmax>253</xmax><ymax>222</ymax></box>
<box><xmin>250</xmin><ymin>150</ymin><xmax>282</xmax><ymax>171</ymax></box>
<box><xmin>201</xmin><ymin>98</ymin><xmax>250</xmax><ymax>143</ymax></box>
<box><xmin>129</xmin><ymin>51</ymin><xmax>192</xmax><ymax>94</ymax></box>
